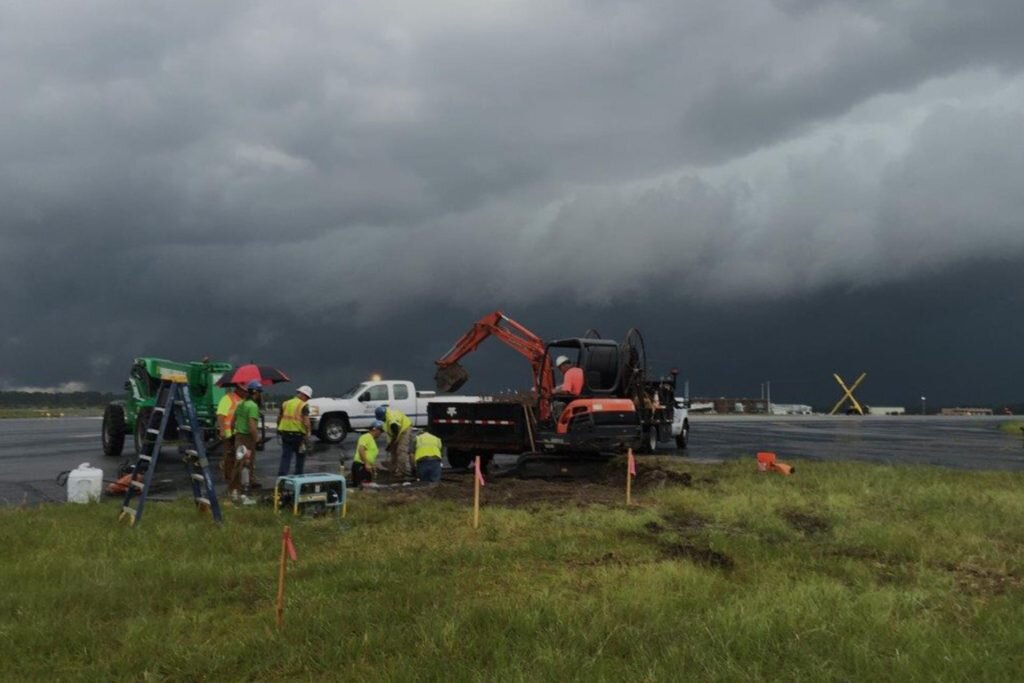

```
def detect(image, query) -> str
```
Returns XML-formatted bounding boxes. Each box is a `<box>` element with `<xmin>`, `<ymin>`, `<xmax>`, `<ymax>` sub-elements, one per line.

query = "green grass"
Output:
<box><xmin>998</xmin><ymin>420</ymin><xmax>1024</xmax><ymax>435</ymax></box>
<box><xmin>2</xmin><ymin>460</ymin><xmax>1023</xmax><ymax>681</ymax></box>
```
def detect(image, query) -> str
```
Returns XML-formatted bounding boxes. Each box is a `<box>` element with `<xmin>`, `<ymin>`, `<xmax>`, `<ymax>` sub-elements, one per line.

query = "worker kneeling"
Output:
<box><xmin>413</xmin><ymin>430</ymin><xmax>444</xmax><ymax>484</ymax></box>
<box><xmin>351</xmin><ymin>420</ymin><xmax>383</xmax><ymax>488</ymax></box>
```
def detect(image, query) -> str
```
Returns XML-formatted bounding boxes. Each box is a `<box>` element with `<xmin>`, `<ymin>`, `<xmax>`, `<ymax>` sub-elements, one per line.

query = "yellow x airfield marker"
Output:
<box><xmin>830</xmin><ymin>372</ymin><xmax>867</xmax><ymax>415</ymax></box>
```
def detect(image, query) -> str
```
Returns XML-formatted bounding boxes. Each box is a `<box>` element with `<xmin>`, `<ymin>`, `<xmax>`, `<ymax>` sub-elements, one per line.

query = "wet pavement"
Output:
<box><xmin>1</xmin><ymin>415</ymin><xmax>1021</xmax><ymax>504</ymax></box>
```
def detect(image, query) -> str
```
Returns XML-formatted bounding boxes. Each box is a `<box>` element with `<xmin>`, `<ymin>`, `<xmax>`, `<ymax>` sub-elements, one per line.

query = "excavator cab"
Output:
<box><xmin>541</xmin><ymin>338</ymin><xmax>638</xmax><ymax>440</ymax></box>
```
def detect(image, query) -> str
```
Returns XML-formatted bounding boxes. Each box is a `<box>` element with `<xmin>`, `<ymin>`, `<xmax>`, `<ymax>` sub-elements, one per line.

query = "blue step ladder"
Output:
<box><xmin>119</xmin><ymin>377</ymin><xmax>223</xmax><ymax>527</ymax></box>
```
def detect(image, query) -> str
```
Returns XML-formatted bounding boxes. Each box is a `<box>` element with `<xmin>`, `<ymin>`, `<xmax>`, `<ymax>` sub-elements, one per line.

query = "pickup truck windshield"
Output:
<box><xmin>337</xmin><ymin>384</ymin><xmax>365</xmax><ymax>399</ymax></box>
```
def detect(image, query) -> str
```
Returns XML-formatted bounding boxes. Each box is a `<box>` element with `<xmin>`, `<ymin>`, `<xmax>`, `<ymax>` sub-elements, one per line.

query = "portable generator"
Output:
<box><xmin>273</xmin><ymin>473</ymin><xmax>347</xmax><ymax>517</ymax></box>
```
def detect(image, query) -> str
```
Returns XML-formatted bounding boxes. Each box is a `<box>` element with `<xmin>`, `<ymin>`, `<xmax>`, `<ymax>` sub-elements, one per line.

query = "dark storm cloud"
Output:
<box><xmin>1</xmin><ymin>1</ymin><xmax>1023</xmax><ymax>404</ymax></box>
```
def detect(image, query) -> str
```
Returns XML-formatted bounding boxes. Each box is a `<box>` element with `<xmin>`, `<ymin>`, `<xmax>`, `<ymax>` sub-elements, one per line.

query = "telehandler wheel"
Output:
<box><xmin>319</xmin><ymin>415</ymin><xmax>348</xmax><ymax>444</ymax></box>
<box><xmin>102</xmin><ymin>404</ymin><xmax>126</xmax><ymax>457</ymax></box>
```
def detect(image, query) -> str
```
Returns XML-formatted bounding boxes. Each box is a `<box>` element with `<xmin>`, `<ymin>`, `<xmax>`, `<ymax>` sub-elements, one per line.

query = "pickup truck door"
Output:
<box><xmin>390</xmin><ymin>382</ymin><xmax>420</xmax><ymax>425</ymax></box>
<box><xmin>354</xmin><ymin>383</ymin><xmax>390</xmax><ymax>428</ymax></box>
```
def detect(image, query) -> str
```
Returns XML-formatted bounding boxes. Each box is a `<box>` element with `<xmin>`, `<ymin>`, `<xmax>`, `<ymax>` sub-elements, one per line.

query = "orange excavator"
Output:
<box><xmin>429</xmin><ymin>311</ymin><xmax>643</xmax><ymax>476</ymax></box>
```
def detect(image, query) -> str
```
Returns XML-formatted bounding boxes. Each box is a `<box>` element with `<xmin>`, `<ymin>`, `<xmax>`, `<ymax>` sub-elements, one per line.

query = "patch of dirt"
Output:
<box><xmin>781</xmin><ymin>509</ymin><xmax>832</xmax><ymax>536</ymax></box>
<box><xmin>661</xmin><ymin>542</ymin><xmax>735</xmax><ymax>570</ymax></box>
<box><xmin>632</xmin><ymin>466</ymin><xmax>692</xmax><ymax>491</ymax></box>
<box><xmin>945</xmin><ymin>563</ymin><xmax>1022</xmax><ymax>597</ymax></box>
<box><xmin>641</xmin><ymin>511</ymin><xmax>732</xmax><ymax>570</ymax></box>
<box><xmin>420</xmin><ymin>477</ymin><xmax>628</xmax><ymax>508</ymax></box>
<box><xmin>367</xmin><ymin>461</ymin><xmax>697</xmax><ymax>509</ymax></box>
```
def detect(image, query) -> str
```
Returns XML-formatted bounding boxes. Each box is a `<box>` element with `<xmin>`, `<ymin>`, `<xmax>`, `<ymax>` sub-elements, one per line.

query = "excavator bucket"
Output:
<box><xmin>435</xmin><ymin>363</ymin><xmax>470</xmax><ymax>393</ymax></box>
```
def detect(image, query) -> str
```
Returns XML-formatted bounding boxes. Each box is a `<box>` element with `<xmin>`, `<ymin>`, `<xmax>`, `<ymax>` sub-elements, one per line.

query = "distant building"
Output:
<box><xmin>940</xmin><ymin>407</ymin><xmax>993</xmax><ymax>416</ymax></box>
<box><xmin>867</xmin><ymin>406</ymin><xmax>906</xmax><ymax>415</ymax></box>
<box><xmin>693</xmin><ymin>397</ymin><xmax>769</xmax><ymax>414</ymax></box>
<box><xmin>771</xmin><ymin>403</ymin><xmax>813</xmax><ymax>415</ymax></box>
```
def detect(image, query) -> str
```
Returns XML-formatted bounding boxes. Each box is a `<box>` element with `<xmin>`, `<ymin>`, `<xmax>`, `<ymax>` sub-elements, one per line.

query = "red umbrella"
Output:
<box><xmin>216</xmin><ymin>364</ymin><xmax>290</xmax><ymax>387</ymax></box>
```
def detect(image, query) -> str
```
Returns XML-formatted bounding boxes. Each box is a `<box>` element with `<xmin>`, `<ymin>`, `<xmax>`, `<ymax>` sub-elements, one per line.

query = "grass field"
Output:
<box><xmin>998</xmin><ymin>420</ymin><xmax>1024</xmax><ymax>436</ymax></box>
<box><xmin>2</xmin><ymin>459</ymin><xmax>1023</xmax><ymax>681</ymax></box>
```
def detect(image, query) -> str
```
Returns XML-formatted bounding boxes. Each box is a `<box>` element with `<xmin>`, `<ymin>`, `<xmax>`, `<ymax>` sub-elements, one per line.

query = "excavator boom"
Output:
<box><xmin>434</xmin><ymin>311</ymin><xmax>554</xmax><ymax>404</ymax></box>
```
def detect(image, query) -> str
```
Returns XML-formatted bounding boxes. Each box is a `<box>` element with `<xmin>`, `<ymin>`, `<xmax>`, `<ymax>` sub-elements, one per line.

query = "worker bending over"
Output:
<box><xmin>231</xmin><ymin>380</ymin><xmax>263</xmax><ymax>504</ymax></box>
<box><xmin>350</xmin><ymin>420</ymin><xmax>383</xmax><ymax>487</ymax></box>
<box><xmin>277</xmin><ymin>385</ymin><xmax>313</xmax><ymax>476</ymax></box>
<box><xmin>217</xmin><ymin>383</ymin><xmax>246</xmax><ymax>489</ymax></box>
<box><xmin>375</xmin><ymin>405</ymin><xmax>414</xmax><ymax>477</ymax></box>
<box><xmin>413</xmin><ymin>430</ymin><xmax>444</xmax><ymax>484</ymax></box>
<box><xmin>554</xmin><ymin>355</ymin><xmax>583</xmax><ymax>396</ymax></box>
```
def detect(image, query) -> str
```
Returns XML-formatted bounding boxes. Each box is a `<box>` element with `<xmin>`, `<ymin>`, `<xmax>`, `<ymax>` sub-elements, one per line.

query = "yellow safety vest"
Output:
<box><xmin>414</xmin><ymin>432</ymin><xmax>442</xmax><ymax>461</ymax></box>
<box><xmin>354</xmin><ymin>432</ymin><xmax>379</xmax><ymax>466</ymax></box>
<box><xmin>385</xmin><ymin>409</ymin><xmax>412</xmax><ymax>443</ymax></box>
<box><xmin>216</xmin><ymin>393</ymin><xmax>240</xmax><ymax>438</ymax></box>
<box><xmin>279</xmin><ymin>397</ymin><xmax>307</xmax><ymax>434</ymax></box>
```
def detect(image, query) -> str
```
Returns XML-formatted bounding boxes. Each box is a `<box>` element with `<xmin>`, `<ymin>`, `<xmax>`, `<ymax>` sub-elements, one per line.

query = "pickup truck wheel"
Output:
<box><xmin>643</xmin><ymin>426</ymin><xmax>658</xmax><ymax>454</ymax></box>
<box><xmin>319</xmin><ymin>416</ymin><xmax>348</xmax><ymax>444</ymax></box>
<box><xmin>675</xmin><ymin>420</ymin><xmax>689</xmax><ymax>450</ymax></box>
<box><xmin>102</xmin><ymin>404</ymin><xmax>126</xmax><ymax>457</ymax></box>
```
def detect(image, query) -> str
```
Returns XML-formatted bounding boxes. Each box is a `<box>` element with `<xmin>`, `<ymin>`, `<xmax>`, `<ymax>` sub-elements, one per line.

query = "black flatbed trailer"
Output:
<box><xmin>428</xmin><ymin>399</ymin><xmax>640</xmax><ymax>476</ymax></box>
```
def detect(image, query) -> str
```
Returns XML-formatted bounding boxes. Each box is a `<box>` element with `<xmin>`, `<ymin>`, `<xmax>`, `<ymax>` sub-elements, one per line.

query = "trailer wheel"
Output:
<box><xmin>445</xmin><ymin>449</ymin><xmax>471</xmax><ymax>471</ymax></box>
<box><xmin>102</xmin><ymin>404</ymin><xmax>126</xmax><ymax>457</ymax></box>
<box><xmin>319</xmin><ymin>415</ymin><xmax>348</xmax><ymax>444</ymax></box>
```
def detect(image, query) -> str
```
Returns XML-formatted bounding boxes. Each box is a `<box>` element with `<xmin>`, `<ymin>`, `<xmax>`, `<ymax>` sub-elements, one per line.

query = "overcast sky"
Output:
<box><xmin>1</xmin><ymin>1</ymin><xmax>1023</xmax><ymax>408</ymax></box>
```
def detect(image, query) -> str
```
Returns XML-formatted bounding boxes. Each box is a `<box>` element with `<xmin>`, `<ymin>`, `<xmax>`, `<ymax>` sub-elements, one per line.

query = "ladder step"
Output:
<box><xmin>130</xmin><ymin>480</ymin><xmax>145</xmax><ymax>490</ymax></box>
<box><xmin>184</xmin><ymin>449</ymin><xmax>198</xmax><ymax>457</ymax></box>
<box><xmin>138</xmin><ymin>454</ymin><xmax>152</xmax><ymax>462</ymax></box>
<box><xmin>153</xmin><ymin>407</ymin><xmax>165</xmax><ymax>413</ymax></box>
<box><xmin>178</xmin><ymin>424</ymin><xmax>192</xmax><ymax>431</ymax></box>
<box><xmin>196</xmin><ymin>497</ymin><xmax>211</xmax><ymax>506</ymax></box>
<box><xmin>147</xmin><ymin>428</ymin><xmax>160</xmax><ymax>435</ymax></box>
<box><xmin>191</xmin><ymin>473</ymin><xmax>206</xmax><ymax>482</ymax></box>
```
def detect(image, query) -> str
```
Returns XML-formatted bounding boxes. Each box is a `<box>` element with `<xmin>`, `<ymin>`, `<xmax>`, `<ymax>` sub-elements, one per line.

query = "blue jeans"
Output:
<box><xmin>416</xmin><ymin>457</ymin><xmax>442</xmax><ymax>483</ymax></box>
<box><xmin>278</xmin><ymin>435</ymin><xmax>306</xmax><ymax>476</ymax></box>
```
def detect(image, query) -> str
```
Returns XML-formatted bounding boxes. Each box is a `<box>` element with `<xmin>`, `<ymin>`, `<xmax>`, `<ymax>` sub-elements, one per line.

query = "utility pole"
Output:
<box><xmin>766</xmin><ymin>381</ymin><xmax>771</xmax><ymax>408</ymax></box>
<box><xmin>921</xmin><ymin>395</ymin><xmax>927</xmax><ymax>415</ymax></box>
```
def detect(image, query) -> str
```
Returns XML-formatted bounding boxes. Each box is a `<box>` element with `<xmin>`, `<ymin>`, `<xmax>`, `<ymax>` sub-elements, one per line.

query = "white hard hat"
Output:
<box><xmin>297</xmin><ymin>385</ymin><xmax>313</xmax><ymax>398</ymax></box>
<box><xmin>555</xmin><ymin>355</ymin><xmax>571</xmax><ymax>367</ymax></box>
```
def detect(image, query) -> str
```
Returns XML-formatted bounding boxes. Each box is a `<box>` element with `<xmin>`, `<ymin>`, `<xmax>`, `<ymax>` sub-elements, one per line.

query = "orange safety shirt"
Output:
<box><xmin>558</xmin><ymin>367</ymin><xmax>584</xmax><ymax>396</ymax></box>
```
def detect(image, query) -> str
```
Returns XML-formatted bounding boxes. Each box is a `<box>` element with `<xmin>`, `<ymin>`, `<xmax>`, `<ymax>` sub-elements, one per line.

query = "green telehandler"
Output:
<box><xmin>102</xmin><ymin>357</ymin><xmax>235</xmax><ymax>457</ymax></box>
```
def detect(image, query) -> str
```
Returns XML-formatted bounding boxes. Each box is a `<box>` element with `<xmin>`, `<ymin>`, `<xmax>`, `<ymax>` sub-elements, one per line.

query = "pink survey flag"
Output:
<box><xmin>627</xmin><ymin>449</ymin><xmax>637</xmax><ymax>477</ymax></box>
<box><xmin>475</xmin><ymin>456</ymin><xmax>486</xmax><ymax>487</ymax></box>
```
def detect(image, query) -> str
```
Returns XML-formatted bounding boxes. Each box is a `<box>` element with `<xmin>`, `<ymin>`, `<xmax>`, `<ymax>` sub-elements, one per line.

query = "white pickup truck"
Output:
<box><xmin>307</xmin><ymin>379</ymin><xmax>481</xmax><ymax>444</ymax></box>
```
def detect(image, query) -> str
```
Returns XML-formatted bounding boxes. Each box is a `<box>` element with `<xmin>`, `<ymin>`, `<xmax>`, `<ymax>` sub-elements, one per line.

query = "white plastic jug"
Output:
<box><xmin>67</xmin><ymin>463</ymin><xmax>103</xmax><ymax>503</ymax></box>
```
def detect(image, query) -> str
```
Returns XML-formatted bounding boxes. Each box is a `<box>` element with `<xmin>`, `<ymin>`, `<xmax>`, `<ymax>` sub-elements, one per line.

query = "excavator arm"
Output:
<box><xmin>434</xmin><ymin>311</ymin><xmax>554</xmax><ymax>409</ymax></box>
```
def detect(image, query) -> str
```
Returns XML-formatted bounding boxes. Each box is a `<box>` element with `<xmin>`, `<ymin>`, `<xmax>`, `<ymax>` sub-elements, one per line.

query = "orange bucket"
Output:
<box><xmin>756</xmin><ymin>452</ymin><xmax>776</xmax><ymax>472</ymax></box>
